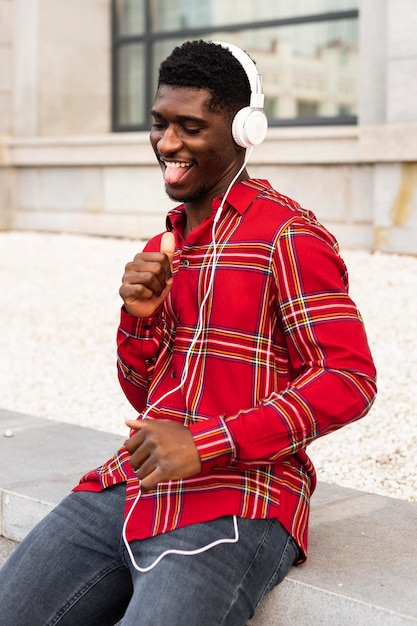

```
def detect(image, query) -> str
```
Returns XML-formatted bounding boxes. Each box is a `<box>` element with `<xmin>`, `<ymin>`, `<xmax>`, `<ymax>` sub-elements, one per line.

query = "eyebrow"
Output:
<box><xmin>150</xmin><ymin>110</ymin><xmax>207</xmax><ymax>125</ymax></box>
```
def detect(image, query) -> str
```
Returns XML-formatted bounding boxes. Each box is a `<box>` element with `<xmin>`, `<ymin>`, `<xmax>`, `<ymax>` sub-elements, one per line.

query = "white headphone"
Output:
<box><xmin>213</xmin><ymin>41</ymin><xmax>268</xmax><ymax>148</ymax></box>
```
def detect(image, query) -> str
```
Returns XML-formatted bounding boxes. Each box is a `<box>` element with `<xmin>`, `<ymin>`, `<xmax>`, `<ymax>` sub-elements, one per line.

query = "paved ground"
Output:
<box><xmin>1</xmin><ymin>231</ymin><xmax>417</xmax><ymax>503</ymax></box>
<box><xmin>2</xmin><ymin>408</ymin><xmax>417</xmax><ymax>625</ymax></box>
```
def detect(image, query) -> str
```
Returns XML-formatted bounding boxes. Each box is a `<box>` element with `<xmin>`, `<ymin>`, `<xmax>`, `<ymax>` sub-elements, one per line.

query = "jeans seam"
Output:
<box><xmin>220</xmin><ymin>519</ymin><xmax>277</xmax><ymax>625</ymax></box>
<box><xmin>260</xmin><ymin>533</ymin><xmax>296</xmax><ymax>600</ymax></box>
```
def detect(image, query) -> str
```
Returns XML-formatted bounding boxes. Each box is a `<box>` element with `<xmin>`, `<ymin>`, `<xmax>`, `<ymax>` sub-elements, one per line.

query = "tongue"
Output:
<box><xmin>164</xmin><ymin>165</ymin><xmax>189</xmax><ymax>185</ymax></box>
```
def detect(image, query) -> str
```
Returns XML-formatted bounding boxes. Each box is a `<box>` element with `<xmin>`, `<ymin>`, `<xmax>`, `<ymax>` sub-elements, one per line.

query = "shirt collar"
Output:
<box><xmin>216</xmin><ymin>178</ymin><xmax>272</xmax><ymax>216</ymax></box>
<box><xmin>166</xmin><ymin>178</ymin><xmax>272</xmax><ymax>232</ymax></box>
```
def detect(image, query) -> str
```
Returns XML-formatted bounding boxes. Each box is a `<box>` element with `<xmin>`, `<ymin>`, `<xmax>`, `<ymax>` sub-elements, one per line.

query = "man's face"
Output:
<box><xmin>150</xmin><ymin>85</ymin><xmax>242</xmax><ymax>206</ymax></box>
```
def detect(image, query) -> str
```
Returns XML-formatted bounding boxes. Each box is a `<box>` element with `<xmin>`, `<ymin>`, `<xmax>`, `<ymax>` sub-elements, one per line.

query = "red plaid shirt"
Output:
<box><xmin>75</xmin><ymin>179</ymin><xmax>376</xmax><ymax>560</ymax></box>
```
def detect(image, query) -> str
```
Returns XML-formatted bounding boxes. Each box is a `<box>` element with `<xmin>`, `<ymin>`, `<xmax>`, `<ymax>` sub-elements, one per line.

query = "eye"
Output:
<box><xmin>151</xmin><ymin>121</ymin><xmax>166</xmax><ymax>131</ymax></box>
<box><xmin>182</xmin><ymin>126</ymin><xmax>201</xmax><ymax>135</ymax></box>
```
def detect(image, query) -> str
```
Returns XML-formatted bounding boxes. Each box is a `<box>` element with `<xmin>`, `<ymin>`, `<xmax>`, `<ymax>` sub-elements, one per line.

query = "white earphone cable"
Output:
<box><xmin>123</xmin><ymin>491</ymin><xmax>239</xmax><ymax>573</ymax></box>
<box><xmin>122</xmin><ymin>147</ymin><xmax>253</xmax><ymax>572</ymax></box>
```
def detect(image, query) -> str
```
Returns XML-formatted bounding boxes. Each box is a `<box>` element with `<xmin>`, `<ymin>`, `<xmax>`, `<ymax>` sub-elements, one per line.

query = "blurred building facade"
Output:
<box><xmin>0</xmin><ymin>0</ymin><xmax>416</xmax><ymax>253</ymax></box>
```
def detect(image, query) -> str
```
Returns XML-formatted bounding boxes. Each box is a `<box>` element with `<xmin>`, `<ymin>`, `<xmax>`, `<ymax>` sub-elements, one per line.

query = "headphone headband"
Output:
<box><xmin>211</xmin><ymin>41</ymin><xmax>268</xmax><ymax>148</ymax></box>
<box><xmin>212</xmin><ymin>41</ymin><xmax>265</xmax><ymax>109</ymax></box>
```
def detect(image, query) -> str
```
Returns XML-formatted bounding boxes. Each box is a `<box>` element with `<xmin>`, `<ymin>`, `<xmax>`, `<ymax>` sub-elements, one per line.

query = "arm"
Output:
<box><xmin>117</xmin><ymin>231</ymin><xmax>175</xmax><ymax>412</ymax></box>
<box><xmin>126</xmin><ymin>222</ymin><xmax>377</xmax><ymax>487</ymax></box>
<box><xmin>188</xmin><ymin>222</ymin><xmax>377</xmax><ymax>472</ymax></box>
<box><xmin>118</xmin><ymin>231</ymin><xmax>202</xmax><ymax>489</ymax></box>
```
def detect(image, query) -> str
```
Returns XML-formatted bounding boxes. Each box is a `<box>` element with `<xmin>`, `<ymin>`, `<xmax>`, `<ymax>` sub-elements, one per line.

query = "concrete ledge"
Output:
<box><xmin>0</xmin><ymin>408</ymin><xmax>122</xmax><ymax>541</ymax></box>
<box><xmin>250</xmin><ymin>485</ymin><xmax>417</xmax><ymax>625</ymax></box>
<box><xmin>1</xmin><ymin>408</ymin><xmax>417</xmax><ymax>625</ymax></box>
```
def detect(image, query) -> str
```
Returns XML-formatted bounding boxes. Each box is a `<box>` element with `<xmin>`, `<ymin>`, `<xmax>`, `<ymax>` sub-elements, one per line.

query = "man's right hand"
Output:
<box><xmin>119</xmin><ymin>231</ymin><xmax>175</xmax><ymax>318</ymax></box>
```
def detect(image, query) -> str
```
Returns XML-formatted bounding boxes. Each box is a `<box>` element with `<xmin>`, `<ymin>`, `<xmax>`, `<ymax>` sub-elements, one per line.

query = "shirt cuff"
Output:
<box><xmin>188</xmin><ymin>416</ymin><xmax>236</xmax><ymax>473</ymax></box>
<box><xmin>119</xmin><ymin>306</ymin><xmax>161</xmax><ymax>337</ymax></box>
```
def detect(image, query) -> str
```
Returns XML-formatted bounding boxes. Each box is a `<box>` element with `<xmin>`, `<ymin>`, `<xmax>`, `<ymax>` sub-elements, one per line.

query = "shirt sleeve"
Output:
<box><xmin>189</xmin><ymin>219</ymin><xmax>377</xmax><ymax>472</ymax></box>
<box><xmin>116</xmin><ymin>234</ymin><xmax>167</xmax><ymax>413</ymax></box>
<box><xmin>117</xmin><ymin>307</ymin><xmax>166</xmax><ymax>412</ymax></box>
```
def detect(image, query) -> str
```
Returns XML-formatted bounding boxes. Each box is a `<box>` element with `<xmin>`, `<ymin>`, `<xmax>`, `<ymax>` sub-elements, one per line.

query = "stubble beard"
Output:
<box><xmin>165</xmin><ymin>181</ymin><xmax>210</xmax><ymax>204</ymax></box>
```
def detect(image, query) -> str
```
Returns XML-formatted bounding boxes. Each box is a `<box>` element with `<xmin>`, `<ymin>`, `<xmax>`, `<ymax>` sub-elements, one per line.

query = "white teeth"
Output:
<box><xmin>165</xmin><ymin>162</ymin><xmax>191</xmax><ymax>168</ymax></box>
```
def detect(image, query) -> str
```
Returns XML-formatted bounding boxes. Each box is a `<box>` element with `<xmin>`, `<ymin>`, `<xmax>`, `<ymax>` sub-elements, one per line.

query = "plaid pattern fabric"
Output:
<box><xmin>75</xmin><ymin>179</ymin><xmax>376</xmax><ymax>560</ymax></box>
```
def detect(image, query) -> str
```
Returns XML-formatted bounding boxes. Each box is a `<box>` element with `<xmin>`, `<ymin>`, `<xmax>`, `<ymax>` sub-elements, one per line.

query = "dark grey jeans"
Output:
<box><xmin>0</xmin><ymin>484</ymin><xmax>298</xmax><ymax>626</ymax></box>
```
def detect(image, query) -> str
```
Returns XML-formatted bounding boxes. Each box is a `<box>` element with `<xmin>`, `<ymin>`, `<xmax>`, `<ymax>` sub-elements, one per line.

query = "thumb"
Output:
<box><xmin>160</xmin><ymin>230</ymin><xmax>175</xmax><ymax>286</ymax></box>
<box><xmin>160</xmin><ymin>230</ymin><xmax>175</xmax><ymax>266</ymax></box>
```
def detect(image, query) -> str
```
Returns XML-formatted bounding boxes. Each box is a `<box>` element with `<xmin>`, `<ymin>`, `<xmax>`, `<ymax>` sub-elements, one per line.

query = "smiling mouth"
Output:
<box><xmin>161</xmin><ymin>160</ymin><xmax>193</xmax><ymax>185</ymax></box>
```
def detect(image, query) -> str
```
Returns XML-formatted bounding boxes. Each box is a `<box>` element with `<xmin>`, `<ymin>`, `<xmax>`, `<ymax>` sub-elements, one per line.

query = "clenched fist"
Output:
<box><xmin>119</xmin><ymin>231</ymin><xmax>175</xmax><ymax>318</ymax></box>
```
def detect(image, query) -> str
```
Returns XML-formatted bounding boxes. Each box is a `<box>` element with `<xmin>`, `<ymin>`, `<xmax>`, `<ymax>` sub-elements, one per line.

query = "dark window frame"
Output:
<box><xmin>111</xmin><ymin>2</ymin><xmax>359</xmax><ymax>132</ymax></box>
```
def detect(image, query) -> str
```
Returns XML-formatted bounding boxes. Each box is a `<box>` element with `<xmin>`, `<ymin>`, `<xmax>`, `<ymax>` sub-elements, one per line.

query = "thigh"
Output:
<box><xmin>122</xmin><ymin>516</ymin><xmax>298</xmax><ymax>626</ymax></box>
<box><xmin>0</xmin><ymin>484</ymin><xmax>132</xmax><ymax>626</ymax></box>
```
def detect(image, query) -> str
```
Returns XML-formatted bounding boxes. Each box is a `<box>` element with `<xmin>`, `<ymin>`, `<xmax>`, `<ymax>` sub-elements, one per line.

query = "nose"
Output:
<box><xmin>157</xmin><ymin>125</ymin><xmax>183</xmax><ymax>155</ymax></box>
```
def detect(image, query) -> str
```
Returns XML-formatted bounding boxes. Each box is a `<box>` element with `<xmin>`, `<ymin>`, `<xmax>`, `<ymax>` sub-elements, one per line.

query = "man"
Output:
<box><xmin>0</xmin><ymin>40</ymin><xmax>376</xmax><ymax>625</ymax></box>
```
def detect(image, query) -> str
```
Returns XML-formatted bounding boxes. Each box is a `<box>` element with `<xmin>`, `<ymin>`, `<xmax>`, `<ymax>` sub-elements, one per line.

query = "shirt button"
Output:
<box><xmin>171</xmin><ymin>371</ymin><xmax>177</xmax><ymax>378</ymax></box>
<box><xmin>182</xmin><ymin>259</ymin><xmax>190</xmax><ymax>267</ymax></box>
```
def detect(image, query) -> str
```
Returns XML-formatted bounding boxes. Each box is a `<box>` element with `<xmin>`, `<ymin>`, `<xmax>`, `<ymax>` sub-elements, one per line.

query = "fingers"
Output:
<box><xmin>124</xmin><ymin>419</ymin><xmax>202</xmax><ymax>490</ymax></box>
<box><xmin>124</xmin><ymin>421</ymin><xmax>146</xmax><ymax>453</ymax></box>
<box><xmin>125</xmin><ymin>419</ymin><xmax>144</xmax><ymax>431</ymax></box>
<box><xmin>123</xmin><ymin>255</ymin><xmax>167</xmax><ymax>295</ymax></box>
<box><xmin>137</xmin><ymin>467</ymin><xmax>163</xmax><ymax>492</ymax></box>
<box><xmin>133</xmin><ymin>460</ymin><xmax>160</xmax><ymax>490</ymax></box>
<box><xmin>125</xmin><ymin>424</ymin><xmax>160</xmax><ymax>490</ymax></box>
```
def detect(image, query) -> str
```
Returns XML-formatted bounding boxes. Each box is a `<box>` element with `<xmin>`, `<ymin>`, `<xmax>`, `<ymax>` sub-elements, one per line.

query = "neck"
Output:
<box><xmin>183</xmin><ymin>168</ymin><xmax>249</xmax><ymax>235</ymax></box>
<box><xmin>182</xmin><ymin>210</ymin><xmax>206</xmax><ymax>238</ymax></box>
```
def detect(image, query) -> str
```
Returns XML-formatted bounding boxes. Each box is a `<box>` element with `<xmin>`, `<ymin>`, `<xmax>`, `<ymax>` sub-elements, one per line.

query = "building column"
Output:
<box><xmin>12</xmin><ymin>0</ymin><xmax>39</xmax><ymax>136</ymax></box>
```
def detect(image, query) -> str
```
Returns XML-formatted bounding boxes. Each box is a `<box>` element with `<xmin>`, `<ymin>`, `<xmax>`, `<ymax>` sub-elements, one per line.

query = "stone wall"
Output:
<box><xmin>1</xmin><ymin>0</ymin><xmax>417</xmax><ymax>254</ymax></box>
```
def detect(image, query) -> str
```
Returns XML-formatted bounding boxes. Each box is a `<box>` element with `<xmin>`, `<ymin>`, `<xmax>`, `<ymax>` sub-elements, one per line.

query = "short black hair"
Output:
<box><xmin>157</xmin><ymin>40</ymin><xmax>251</xmax><ymax>121</ymax></box>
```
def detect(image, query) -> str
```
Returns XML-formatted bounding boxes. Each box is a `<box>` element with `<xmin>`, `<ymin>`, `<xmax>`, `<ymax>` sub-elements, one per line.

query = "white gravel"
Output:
<box><xmin>0</xmin><ymin>231</ymin><xmax>416</xmax><ymax>503</ymax></box>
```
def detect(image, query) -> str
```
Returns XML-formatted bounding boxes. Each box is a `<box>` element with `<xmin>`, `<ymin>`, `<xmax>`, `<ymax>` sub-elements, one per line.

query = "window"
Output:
<box><xmin>112</xmin><ymin>0</ymin><xmax>359</xmax><ymax>131</ymax></box>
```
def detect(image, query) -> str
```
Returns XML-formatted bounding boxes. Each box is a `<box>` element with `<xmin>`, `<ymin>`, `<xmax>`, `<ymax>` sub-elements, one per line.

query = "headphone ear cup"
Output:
<box><xmin>232</xmin><ymin>107</ymin><xmax>268</xmax><ymax>148</ymax></box>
